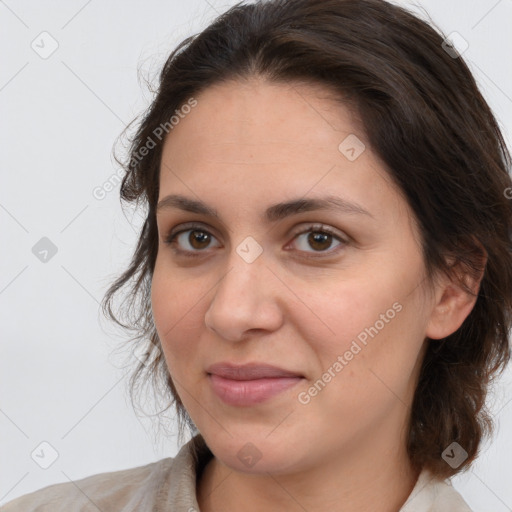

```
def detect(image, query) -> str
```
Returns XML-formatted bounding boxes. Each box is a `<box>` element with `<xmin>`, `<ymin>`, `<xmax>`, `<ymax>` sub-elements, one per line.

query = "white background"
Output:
<box><xmin>1</xmin><ymin>0</ymin><xmax>511</xmax><ymax>510</ymax></box>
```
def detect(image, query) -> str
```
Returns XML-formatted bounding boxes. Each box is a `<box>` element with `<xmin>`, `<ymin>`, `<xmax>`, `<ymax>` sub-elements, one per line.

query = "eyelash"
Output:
<box><xmin>163</xmin><ymin>222</ymin><xmax>348</xmax><ymax>259</ymax></box>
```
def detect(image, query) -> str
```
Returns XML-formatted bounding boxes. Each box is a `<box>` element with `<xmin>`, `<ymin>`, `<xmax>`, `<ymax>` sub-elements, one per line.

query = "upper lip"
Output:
<box><xmin>206</xmin><ymin>362</ymin><xmax>303</xmax><ymax>380</ymax></box>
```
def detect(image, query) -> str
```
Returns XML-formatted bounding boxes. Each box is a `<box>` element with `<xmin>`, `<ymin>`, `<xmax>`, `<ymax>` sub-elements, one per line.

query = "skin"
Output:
<box><xmin>151</xmin><ymin>77</ymin><xmax>482</xmax><ymax>512</ymax></box>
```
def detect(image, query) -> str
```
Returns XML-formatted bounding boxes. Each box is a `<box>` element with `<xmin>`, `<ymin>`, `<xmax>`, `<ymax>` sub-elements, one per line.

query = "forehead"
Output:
<box><xmin>158</xmin><ymin>78</ymin><xmax>411</xmax><ymax>228</ymax></box>
<box><xmin>162</xmin><ymin>77</ymin><xmax>364</xmax><ymax>165</ymax></box>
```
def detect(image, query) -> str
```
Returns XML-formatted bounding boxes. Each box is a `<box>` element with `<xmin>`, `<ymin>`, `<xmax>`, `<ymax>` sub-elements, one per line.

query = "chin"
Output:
<box><xmin>203</xmin><ymin>430</ymin><xmax>308</xmax><ymax>475</ymax></box>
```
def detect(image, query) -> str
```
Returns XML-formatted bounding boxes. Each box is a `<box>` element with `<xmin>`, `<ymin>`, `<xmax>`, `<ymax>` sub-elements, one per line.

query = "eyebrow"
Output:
<box><xmin>156</xmin><ymin>194</ymin><xmax>374</xmax><ymax>222</ymax></box>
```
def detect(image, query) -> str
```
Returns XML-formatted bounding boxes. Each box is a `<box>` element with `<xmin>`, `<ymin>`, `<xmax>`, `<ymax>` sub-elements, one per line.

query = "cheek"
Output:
<box><xmin>293</xmin><ymin>259</ymin><xmax>427</xmax><ymax>385</ymax></box>
<box><xmin>296</xmin><ymin>272</ymin><xmax>427</xmax><ymax>418</ymax></box>
<box><xmin>294</xmin><ymin>271</ymin><xmax>405</xmax><ymax>357</ymax></box>
<box><xmin>150</xmin><ymin>267</ymin><xmax>207</xmax><ymax>370</ymax></box>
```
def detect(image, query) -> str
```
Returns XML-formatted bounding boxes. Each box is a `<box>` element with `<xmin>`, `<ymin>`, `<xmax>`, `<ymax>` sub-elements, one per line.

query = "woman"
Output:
<box><xmin>2</xmin><ymin>0</ymin><xmax>511</xmax><ymax>510</ymax></box>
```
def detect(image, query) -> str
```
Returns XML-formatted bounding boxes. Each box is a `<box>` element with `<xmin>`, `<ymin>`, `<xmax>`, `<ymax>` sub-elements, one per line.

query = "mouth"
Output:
<box><xmin>206</xmin><ymin>362</ymin><xmax>305</xmax><ymax>406</ymax></box>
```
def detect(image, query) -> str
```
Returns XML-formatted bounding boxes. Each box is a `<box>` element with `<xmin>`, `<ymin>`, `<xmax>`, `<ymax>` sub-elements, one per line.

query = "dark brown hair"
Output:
<box><xmin>103</xmin><ymin>0</ymin><xmax>512</xmax><ymax>478</ymax></box>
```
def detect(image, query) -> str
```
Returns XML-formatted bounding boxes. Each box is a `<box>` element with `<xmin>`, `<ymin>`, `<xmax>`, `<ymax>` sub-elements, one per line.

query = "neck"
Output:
<box><xmin>197</xmin><ymin>424</ymin><xmax>420</xmax><ymax>512</ymax></box>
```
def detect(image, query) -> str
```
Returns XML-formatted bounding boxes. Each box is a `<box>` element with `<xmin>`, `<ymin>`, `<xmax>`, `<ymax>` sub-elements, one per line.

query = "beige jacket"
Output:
<box><xmin>0</xmin><ymin>434</ymin><xmax>473</xmax><ymax>511</ymax></box>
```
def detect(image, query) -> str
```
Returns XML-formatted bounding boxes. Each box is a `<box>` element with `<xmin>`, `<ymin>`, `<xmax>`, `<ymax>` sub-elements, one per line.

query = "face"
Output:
<box><xmin>151</xmin><ymin>78</ymin><xmax>435</xmax><ymax>475</ymax></box>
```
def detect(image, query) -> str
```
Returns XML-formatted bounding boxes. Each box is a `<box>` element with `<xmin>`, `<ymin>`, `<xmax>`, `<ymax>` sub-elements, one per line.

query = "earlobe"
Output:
<box><xmin>425</xmin><ymin>246</ymin><xmax>487</xmax><ymax>340</ymax></box>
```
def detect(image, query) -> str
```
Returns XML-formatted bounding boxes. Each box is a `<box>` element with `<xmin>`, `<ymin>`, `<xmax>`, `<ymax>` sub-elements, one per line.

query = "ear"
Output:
<box><xmin>425</xmin><ymin>243</ymin><xmax>487</xmax><ymax>340</ymax></box>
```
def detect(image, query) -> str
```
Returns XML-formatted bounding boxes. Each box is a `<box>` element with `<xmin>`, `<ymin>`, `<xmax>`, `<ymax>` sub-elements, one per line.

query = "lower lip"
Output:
<box><xmin>208</xmin><ymin>374</ymin><xmax>303</xmax><ymax>406</ymax></box>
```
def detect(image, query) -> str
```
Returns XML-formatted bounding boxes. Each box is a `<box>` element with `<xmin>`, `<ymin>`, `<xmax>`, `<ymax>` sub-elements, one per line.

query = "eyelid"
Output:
<box><xmin>164</xmin><ymin>221</ymin><xmax>348</xmax><ymax>241</ymax></box>
<box><xmin>163</xmin><ymin>221</ymin><xmax>349</xmax><ymax>257</ymax></box>
<box><xmin>164</xmin><ymin>221</ymin><xmax>220</xmax><ymax>241</ymax></box>
<box><xmin>288</xmin><ymin>222</ymin><xmax>349</xmax><ymax>244</ymax></box>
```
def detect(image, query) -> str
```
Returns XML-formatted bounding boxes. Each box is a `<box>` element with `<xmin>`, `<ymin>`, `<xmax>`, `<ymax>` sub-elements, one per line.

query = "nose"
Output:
<box><xmin>204</xmin><ymin>251</ymin><xmax>284</xmax><ymax>342</ymax></box>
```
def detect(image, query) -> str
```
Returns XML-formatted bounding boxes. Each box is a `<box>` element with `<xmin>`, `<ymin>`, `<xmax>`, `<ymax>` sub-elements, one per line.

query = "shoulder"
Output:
<box><xmin>400</xmin><ymin>469</ymin><xmax>473</xmax><ymax>512</ymax></box>
<box><xmin>0</xmin><ymin>457</ymin><xmax>174</xmax><ymax>512</ymax></box>
<box><xmin>429</xmin><ymin>478</ymin><xmax>473</xmax><ymax>511</ymax></box>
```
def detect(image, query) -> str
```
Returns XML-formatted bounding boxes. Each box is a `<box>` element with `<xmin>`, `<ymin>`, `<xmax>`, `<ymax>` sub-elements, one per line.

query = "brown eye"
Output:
<box><xmin>307</xmin><ymin>232</ymin><xmax>333</xmax><ymax>251</ymax></box>
<box><xmin>288</xmin><ymin>224</ymin><xmax>348</xmax><ymax>257</ymax></box>
<box><xmin>188</xmin><ymin>230</ymin><xmax>211</xmax><ymax>250</ymax></box>
<box><xmin>164</xmin><ymin>224</ymin><xmax>221</xmax><ymax>256</ymax></box>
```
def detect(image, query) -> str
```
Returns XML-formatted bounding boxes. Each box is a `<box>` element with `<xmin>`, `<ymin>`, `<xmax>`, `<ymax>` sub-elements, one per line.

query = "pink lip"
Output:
<box><xmin>206</xmin><ymin>362</ymin><xmax>304</xmax><ymax>406</ymax></box>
